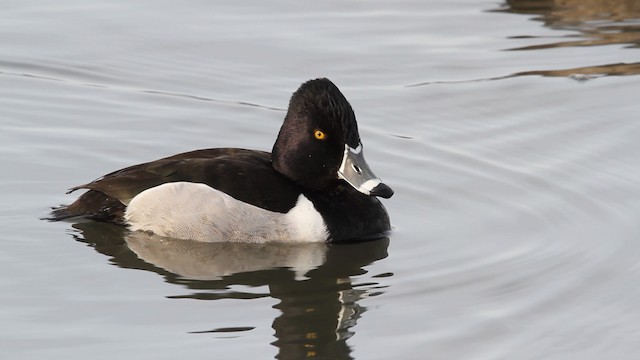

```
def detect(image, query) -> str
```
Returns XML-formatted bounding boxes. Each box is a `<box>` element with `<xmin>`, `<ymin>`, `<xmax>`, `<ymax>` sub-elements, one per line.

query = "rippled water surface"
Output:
<box><xmin>2</xmin><ymin>1</ymin><xmax>640</xmax><ymax>359</ymax></box>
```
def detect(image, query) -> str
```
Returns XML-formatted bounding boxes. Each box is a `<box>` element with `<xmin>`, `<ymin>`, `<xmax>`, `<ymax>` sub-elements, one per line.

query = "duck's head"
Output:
<box><xmin>272</xmin><ymin>78</ymin><xmax>393</xmax><ymax>199</ymax></box>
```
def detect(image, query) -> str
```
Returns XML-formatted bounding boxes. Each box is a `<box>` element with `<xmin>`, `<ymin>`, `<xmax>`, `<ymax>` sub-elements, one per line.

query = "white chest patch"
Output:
<box><xmin>124</xmin><ymin>182</ymin><xmax>328</xmax><ymax>243</ymax></box>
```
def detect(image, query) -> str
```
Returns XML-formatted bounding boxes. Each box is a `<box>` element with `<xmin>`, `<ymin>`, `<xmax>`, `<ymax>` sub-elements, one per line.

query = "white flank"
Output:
<box><xmin>124</xmin><ymin>182</ymin><xmax>328</xmax><ymax>243</ymax></box>
<box><xmin>285</xmin><ymin>194</ymin><xmax>329</xmax><ymax>241</ymax></box>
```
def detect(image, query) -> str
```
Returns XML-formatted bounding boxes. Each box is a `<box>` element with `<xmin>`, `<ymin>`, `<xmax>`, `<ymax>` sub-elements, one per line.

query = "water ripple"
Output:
<box><xmin>0</xmin><ymin>62</ymin><xmax>283</xmax><ymax>112</ymax></box>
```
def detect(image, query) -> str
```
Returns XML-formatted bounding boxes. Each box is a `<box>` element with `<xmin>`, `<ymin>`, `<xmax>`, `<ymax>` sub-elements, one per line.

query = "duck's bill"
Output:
<box><xmin>337</xmin><ymin>144</ymin><xmax>394</xmax><ymax>199</ymax></box>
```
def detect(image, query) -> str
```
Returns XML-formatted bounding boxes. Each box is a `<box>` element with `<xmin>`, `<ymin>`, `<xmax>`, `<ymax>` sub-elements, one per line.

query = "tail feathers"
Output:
<box><xmin>45</xmin><ymin>205</ymin><xmax>81</xmax><ymax>221</ymax></box>
<box><xmin>44</xmin><ymin>190</ymin><xmax>126</xmax><ymax>225</ymax></box>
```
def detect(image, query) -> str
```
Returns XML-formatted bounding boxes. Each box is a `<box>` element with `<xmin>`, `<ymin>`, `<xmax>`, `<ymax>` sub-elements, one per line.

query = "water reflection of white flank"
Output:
<box><xmin>125</xmin><ymin>231</ymin><xmax>328</xmax><ymax>280</ymax></box>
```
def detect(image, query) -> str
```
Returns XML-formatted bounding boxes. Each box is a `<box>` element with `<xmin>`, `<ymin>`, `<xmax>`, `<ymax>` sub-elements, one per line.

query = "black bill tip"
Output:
<box><xmin>370</xmin><ymin>183</ymin><xmax>394</xmax><ymax>199</ymax></box>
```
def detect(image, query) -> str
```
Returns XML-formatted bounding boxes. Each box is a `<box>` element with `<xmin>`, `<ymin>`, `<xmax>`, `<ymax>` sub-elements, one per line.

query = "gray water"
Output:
<box><xmin>2</xmin><ymin>1</ymin><xmax>640</xmax><ymax>359</ymax></box>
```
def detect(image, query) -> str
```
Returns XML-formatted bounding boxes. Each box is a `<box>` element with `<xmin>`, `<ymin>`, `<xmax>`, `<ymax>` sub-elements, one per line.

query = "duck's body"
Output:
<box><xmin>49</xmin><ymin>78</ymin><xmax>393</xmax><ymax>243</ymax></box>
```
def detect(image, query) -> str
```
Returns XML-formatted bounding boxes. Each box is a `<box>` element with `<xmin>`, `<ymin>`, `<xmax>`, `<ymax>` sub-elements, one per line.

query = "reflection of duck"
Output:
<box><xmin>72</xmin><ymin>222</ymin><xmax>390</xmax><ymax>360</ymax></box>
<box><xmin>49</xmin><ymin>78</ymin><xmax>393</xmax><ymax>243</ymax></box>
<box><xmin>124</xmin><ymin>231</ymin><xmax>329</xmax><ymax>280</ymax></box>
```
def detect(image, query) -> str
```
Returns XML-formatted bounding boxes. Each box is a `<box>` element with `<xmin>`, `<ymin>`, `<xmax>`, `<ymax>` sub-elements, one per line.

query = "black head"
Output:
<box><xmin>272</xmin><ymin>78</ymin><xmax>393</xmax><ymax>198</ymax></box>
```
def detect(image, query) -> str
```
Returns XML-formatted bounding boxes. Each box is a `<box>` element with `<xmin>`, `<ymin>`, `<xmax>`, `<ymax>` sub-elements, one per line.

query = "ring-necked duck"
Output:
<box><xmin>48</xmin><ymin>78</ymin><xmax>393</xmax><ymax>243</ymax></box>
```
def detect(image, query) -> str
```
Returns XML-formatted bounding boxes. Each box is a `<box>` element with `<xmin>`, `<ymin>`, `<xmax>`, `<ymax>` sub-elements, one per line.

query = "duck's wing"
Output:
<box><xmin>63</xmin><ymin>148</ymin><xmax>231</xmax><ymax>201</ymax></box>
<box><xmin>48</xmin><ymin>148</ymin><xmax>301</xmax><ymax>224</ymax></box>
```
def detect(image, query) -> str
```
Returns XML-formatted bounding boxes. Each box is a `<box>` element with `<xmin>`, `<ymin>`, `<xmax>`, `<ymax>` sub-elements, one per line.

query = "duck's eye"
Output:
<box><xmin>314</xmin><ymin>130</ymin><xmax>326</xmax><ymax>140</ymax></box>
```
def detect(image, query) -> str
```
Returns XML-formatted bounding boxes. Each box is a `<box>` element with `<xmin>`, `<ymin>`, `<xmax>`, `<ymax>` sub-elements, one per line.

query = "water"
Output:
<box><xmin>2</xmin><ymin>0</ymin><xmax>640</xmax><ymax>359</ymax></box>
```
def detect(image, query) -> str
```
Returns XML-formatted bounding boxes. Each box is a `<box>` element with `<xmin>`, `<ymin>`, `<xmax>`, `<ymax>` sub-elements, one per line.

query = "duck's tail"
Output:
<box><xmin>44</xmin><ymin>190</ymin><xmax>126</xmax><ymax>225</ymax></box>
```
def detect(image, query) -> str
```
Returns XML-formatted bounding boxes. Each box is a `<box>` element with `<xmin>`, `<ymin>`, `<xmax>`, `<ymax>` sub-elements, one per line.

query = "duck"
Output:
<box><xmin>48</xmin><ymin>78</ymin><xmax>393</xmax><ymax>243</ymax></box>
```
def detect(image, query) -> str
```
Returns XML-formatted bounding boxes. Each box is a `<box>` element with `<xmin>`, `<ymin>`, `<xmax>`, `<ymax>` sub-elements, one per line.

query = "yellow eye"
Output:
<box><xmin>314</xmin><ymin>130</ymin><xmax>326</xmax><ymax>140</ymax></box>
